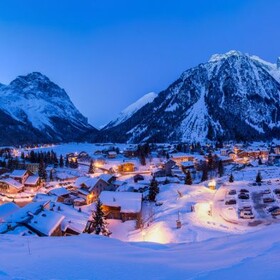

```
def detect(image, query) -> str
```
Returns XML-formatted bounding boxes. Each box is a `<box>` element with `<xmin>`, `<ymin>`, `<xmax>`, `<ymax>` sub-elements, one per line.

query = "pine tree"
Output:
<box><xmin>229</xmin><ymin>173</ymin><xmax>234</xmax><ymax>183</ymax></box>
<box><xmin>207</xmin><ymin>152</ymin><xmax>214</xmax><ymax>171</ymax></box>
<box><xmin>88</xmin><ymin>159</ymin><xmax>95</xmax><ymax>174</ymax></box>
<box><xmin>49</xmin><ymin>169</ymin><xmax>54</xmax><ymax>181</ymax></box>
<box><xmin>185</xmin><ymin>170</ymin><xmax>192</xmax><ymax>185</ymax></box>
<box><xmin>38</xmin><ymin>159</ymin><xmax>47</xmax><ymax>180</ymax></box>
<box><xmin>139</xmin><ymin>154</ymin><xmax>146</xmax><ymax>166</ymax></box>
<box><xmin>256</xmin><ymin>171</ymin><xmax>262</xmax><ymax>183</ymax></box>
<box><xmin>201</xmin><ymin>164</ymin><xmax>208</xmax><ymax>182</ymax></box>
<box><xmin>92</xmin><ymin>199</ymin><xmax>111</xmax><ymax>236</ymax></box>
<box><xmin>59</xmin><ymin>155</ymin><xmax>64</xmax><ymax>168</ymax></box>
<box><xmin>218</xmin><ymin>160</ymin><xmax>224</xmax><ymax>177</ymax></box>
<box><xmin>149</xmin><ymin>177</ymin><xmax>159</xmax><ymax>201</ymax></box>
<box><xmin>65</xmin><ymin>157</ymin><xmax>69</xmax><ymax>167</ymax></box>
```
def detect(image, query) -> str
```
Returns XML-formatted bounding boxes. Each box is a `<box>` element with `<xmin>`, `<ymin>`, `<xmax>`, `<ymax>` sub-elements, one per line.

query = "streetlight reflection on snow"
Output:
<box><xmin>141</xmin><ymin>230</ymin><xmax>146</xmax><ymax>241</ymax></box>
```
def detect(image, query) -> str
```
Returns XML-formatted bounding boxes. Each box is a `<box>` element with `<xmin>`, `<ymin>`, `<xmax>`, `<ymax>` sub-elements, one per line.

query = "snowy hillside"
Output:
<box><xmin>1</xmin><ymin>224</ymin><xmax>280</xmax><ymax>279</ymax></box>
<box><xmin>101</xmin><ymin>50</ymin><xmax>280</xmax><ymax>143</ymax></box>
<box><xmin>0</xmin><ymin>72</ymin><xmax>96</xmax><ymax>145</ymax></box>
<box><xmin>104</xmin><ymin>92</ymin><xmax>157</xmax><ymax>129</ymax></box>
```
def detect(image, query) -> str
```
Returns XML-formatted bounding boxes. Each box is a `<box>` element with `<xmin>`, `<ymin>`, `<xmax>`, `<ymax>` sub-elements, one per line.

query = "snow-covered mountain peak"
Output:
<box><xmin>209</xmin><ymin>50</ymin><xmax>244</xmax><ymax>62</ymax></box>
<box><xmin>0</xmin><ymin>72</ymin><xmax>96</xmax><ymax>145</ymax></box>
<box><xmin>101</xmin><ymin>51</ymin><xmax>280</xmax><ymax>143</ymax></box>
<box><xmin>10</xmin><ymin>72</ymin><xmax>50</xmax><ymax>86</ymax></box>
<box><xmin>121</xmin><ymin>92</ymin><xmax>157</xmax><ymax>116</ymax></box>
<box><xmin>103</xmin><ymin>92</ymin><xmax>158</xmax><ymax>129</ymax></box>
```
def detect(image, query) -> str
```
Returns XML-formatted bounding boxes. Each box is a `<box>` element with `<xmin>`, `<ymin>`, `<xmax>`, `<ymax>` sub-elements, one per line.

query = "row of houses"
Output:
<box><xmin>0</xmin><ymin>186</ymin><xmax>143</xmax><ymax>237</ymax></box>
<box><xmin>0</xmin><ymin>169</ymin><xmax>41</xmax><ymax>194</ymax></box>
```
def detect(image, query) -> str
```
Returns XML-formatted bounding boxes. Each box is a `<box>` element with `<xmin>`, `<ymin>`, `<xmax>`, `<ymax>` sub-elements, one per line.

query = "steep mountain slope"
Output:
<box><xmin>0</xmin><ymin>72</ymin><xmax>97</xmax><ymax>145</ymax></box>
<box><xmin>100</xmin><ymin>51</ymin><xmax>280</xmax><ymax>143</ymax></box>
<box><xmin>104</xmin><ymin>92</ymin><xmax>157</xmax><ymax>129</ymax></box>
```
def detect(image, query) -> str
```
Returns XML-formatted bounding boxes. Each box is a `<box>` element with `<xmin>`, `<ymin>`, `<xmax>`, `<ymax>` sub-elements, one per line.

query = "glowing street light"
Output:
<box><xmin>208</xmin><ymin>180</ymin><xmax>216</xmax><ymax>190</ymax></box>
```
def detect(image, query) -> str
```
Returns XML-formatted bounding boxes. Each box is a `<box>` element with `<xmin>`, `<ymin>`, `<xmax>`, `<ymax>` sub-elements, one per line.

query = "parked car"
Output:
<box><xmin>225</xmin><ymin>199</ymin><xmax>236</xmax><ymax>205</ymax></box>
<box><xmin>240</xmin><ymin>189</ymin><xmax>249</xmax><ymax>193</ymax></box>
<box><xmin>239</xmin><ymin>205</ymin><xmax>252</xmax><ymax>211</ymax></box>
<box><xmin>263</xmin><ymin>197</ymin><xmax>275</xmax><ymax>203</ymax></box>
<box><xmin>240</xmin><ymin>210</ymin><xmax>254</xmax><ymax>219</ymax></box>
<box><xmin>155</xmin><ymin>202</ymin><xmax>163</xmax><ymax>206</ymax></box>
<box><xmin>262</xmin><ymin>189</ymin><xmax>271</xmax><ymax>194</ymax></box>
<box><xmin>228</xmin><ymin>190</ymin><xmax>237</xmax><ymax>195</ymax></box>
<box><xmin>274</xmin><ymin>189</ymin><xmax>280</xmax><ymax>194</ymax></box>
<box><xmin>271</xmin><ymin>209</ymin><xmax>280</xmax><ymax>216</ymax></box>
<box><xmin>267</xmin><ymin>206</ymin><xmax>280</xmax><ymax>213</ymax></box>
<box><xmin>238</xmin><ymin>193</ymin><xmax>249</xmax><ymax>200</ymax></box>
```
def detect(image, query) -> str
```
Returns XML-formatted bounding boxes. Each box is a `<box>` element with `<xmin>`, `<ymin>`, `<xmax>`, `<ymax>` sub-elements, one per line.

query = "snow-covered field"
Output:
<box><xmin>1</xmin><ymin>224</ymin><xmax>280</xmax><ymax>280</ymax></box>
<box><xmin>18</xmin><ymin>143</ymin><xmax>129</xmax><ymax>157</ymax></box>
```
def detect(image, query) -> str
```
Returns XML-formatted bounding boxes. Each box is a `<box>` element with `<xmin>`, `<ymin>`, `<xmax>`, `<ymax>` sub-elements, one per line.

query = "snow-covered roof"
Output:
<box><xmin>51</xmin><ymin>202</ymin><xmax>88</xmax><ymax>234</ymax></box>
<box><xmin>49</xmin><ymin>187</ymin><xmax>70</xmax><ymax>197</ymax></box>
<box><xmin>113</xmin><ymin>180</ymin><xmax>126</xmax><ymax>186</ymax></box>
<box><xmin>6</xmin><ymin>226</ymin><xmax>37</xmax><ymax>236</ymax></box>
<box><xmin>24</xmin><ymin>175</ymin><xmax>40</xmax><ymax>185</ymax></box>
<box><xmin>74</xmin><ymin>176</ymin><xmax>89</xmax><ymax>186</ymax></box>
<box><xmin>78</xmin><ymin>188</ymin><xmax>90</xmax><ymax>196</ymax></box>
<box><xmin>10</xmin><ymin>169</ymin><xmax>28</xmax><ymax>178</ymax></box>
<box><xmin>34</xmin><ymin>193</ymin><xmax>58</xmax><ymax>203</ymax></box>
<box><xmin>77</xmin><ymin>177</ymin><xmax>108</xmax><ymax>192</ymax></box>
<box><xmin>56</xmin><ymin>172</ymin><xmax>78</xmax><ymax>180</ymax></box>
<box><xmin>0</xmin><ymin>202</ymin><xmax>20</xmax><ymax>221</ymax></box>
<box><xmin>100</xmin><ymin>191</ymin><xmax>142</xmax><ymax>213</ymax></box>
<box><xmin>181</xmin><ymin>161</ymin><xmax>194</xmax><ymax>167</ymax></box>
<box><xmin>28</xmin><ymin>210</ymin><xmax>65</xmax><ymax>236</ymax></box>
<box><xmin>99</xmin><ymin>174</ymin><xmax>114</xmax><ymax>183</ymax></box>
<box><xmin>0</xmin><ymin>178</ymin><xmax>24</xmax><ymax>189</ymax></box>
<box><xmin>171</xmin><ymin>153</ymin><xmax>194</xmax><ymax>158</ymax></box>
<box><xmin>6</xmin><ymin>201</ymin><xmax>49</xmax><ymax>223</ymax></box>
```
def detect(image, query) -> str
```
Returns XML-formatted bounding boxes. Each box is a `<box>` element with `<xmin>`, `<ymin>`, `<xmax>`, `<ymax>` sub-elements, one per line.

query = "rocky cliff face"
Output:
<box><xmin>100</xmin><ymin>51</ymin><xmax>280</xmax><ymax>143</ymax></box>
<box><xmin>0</xmin><ymin>72</ymin><xmax>97</xmax><ymax>145</ymax></box>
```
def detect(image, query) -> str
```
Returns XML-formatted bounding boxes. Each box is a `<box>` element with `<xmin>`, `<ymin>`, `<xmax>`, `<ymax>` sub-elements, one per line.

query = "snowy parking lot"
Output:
<box><xmin>216</xmin><ymin>176</ymin><xmax>280</xmax><ymax>226</ymax></box>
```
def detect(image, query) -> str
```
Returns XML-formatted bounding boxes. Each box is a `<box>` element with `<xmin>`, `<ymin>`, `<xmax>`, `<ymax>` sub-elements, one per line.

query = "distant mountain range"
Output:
<box><xmin>2</xmin><ymin>50</ymin><xmax>280</xmax><ymax>145</ymax></box>
<box><xmin>0</xmin><ymin>72</ymin><xmax>96</xmax><ymax>145</ymax></box>
<box><xmin>99</xmin><ymin>50</ymin><xmax>280</xmax><ymax>143</ymax></box>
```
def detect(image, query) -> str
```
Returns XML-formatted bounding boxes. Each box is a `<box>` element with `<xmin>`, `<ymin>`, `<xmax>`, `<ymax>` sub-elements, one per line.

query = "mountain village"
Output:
<box><xmin>0</xmin><ymin>141</ymin><xmax>280</xmax><ymax>242</ymax></box>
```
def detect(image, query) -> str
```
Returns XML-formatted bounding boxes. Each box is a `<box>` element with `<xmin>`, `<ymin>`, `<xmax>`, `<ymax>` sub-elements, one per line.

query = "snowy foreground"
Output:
<box><xmin>0</xmin><ymin>225</ymin><xmax>280</xmax><ymax>280</ymax></box>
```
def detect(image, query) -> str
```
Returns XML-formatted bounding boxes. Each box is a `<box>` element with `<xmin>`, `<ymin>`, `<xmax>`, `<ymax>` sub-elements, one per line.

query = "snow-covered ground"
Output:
<box><xmin>1</xmin><ymin>224</ymin><xmax>280</xmax><ymax>279</ymax></box>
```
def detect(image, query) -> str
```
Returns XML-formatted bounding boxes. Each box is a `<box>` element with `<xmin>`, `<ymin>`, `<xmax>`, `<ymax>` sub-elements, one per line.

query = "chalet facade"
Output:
<box><xmin>170</xmin><ymin>153</ymin><xmax>195</xmax><ymax>165</ymax></box>
<box><xmin>100</xmin><ymin>191</ymin><xmax>142</xmax><ymax>222</ymax></box>
<box><xmin>237</xmin><ymin>149</ymin><xmax>269</xmax><ymax>160</ymax></box>
<box><xmin>0</xmin><ymin>178</ymin><xmax>24</xmax><ymax>194</ymax></box>
<box><xmin>10</xmin><ymin>170</ymin><xmax>32</xmax><ymax>184</ymax></box>
<box><xmin>75</xmin><ymin>177</ymin><xmax>109</xmax><ymax>204</ymax></box>
<box><xmin>24</xmin><ymin>175</ymin><xmax>41</xmax><ymax>189</ymax></box>
<box><xmin>164</xmin><ymin>159</ymin><xmax>176</xmax><ymax>176</ymax></box>
<box><xmin>118</xmin><ymin>162</ymin><xmax>135</xmax><ymax>173</ymax></box>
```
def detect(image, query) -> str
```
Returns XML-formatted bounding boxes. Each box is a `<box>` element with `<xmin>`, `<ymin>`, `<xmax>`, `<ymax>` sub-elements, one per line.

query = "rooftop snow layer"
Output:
<box><xmin>100</xmin><ymin>191</ymin><xmax>142</xmax><ymax>213</ymax></box>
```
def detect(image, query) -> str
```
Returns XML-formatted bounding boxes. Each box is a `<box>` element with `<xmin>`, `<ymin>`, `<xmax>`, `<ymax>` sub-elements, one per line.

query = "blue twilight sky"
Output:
<box><xmin>0</xmin><ymin>0</ymin><xmax>279</xmax><ymax>127</ymax></box>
